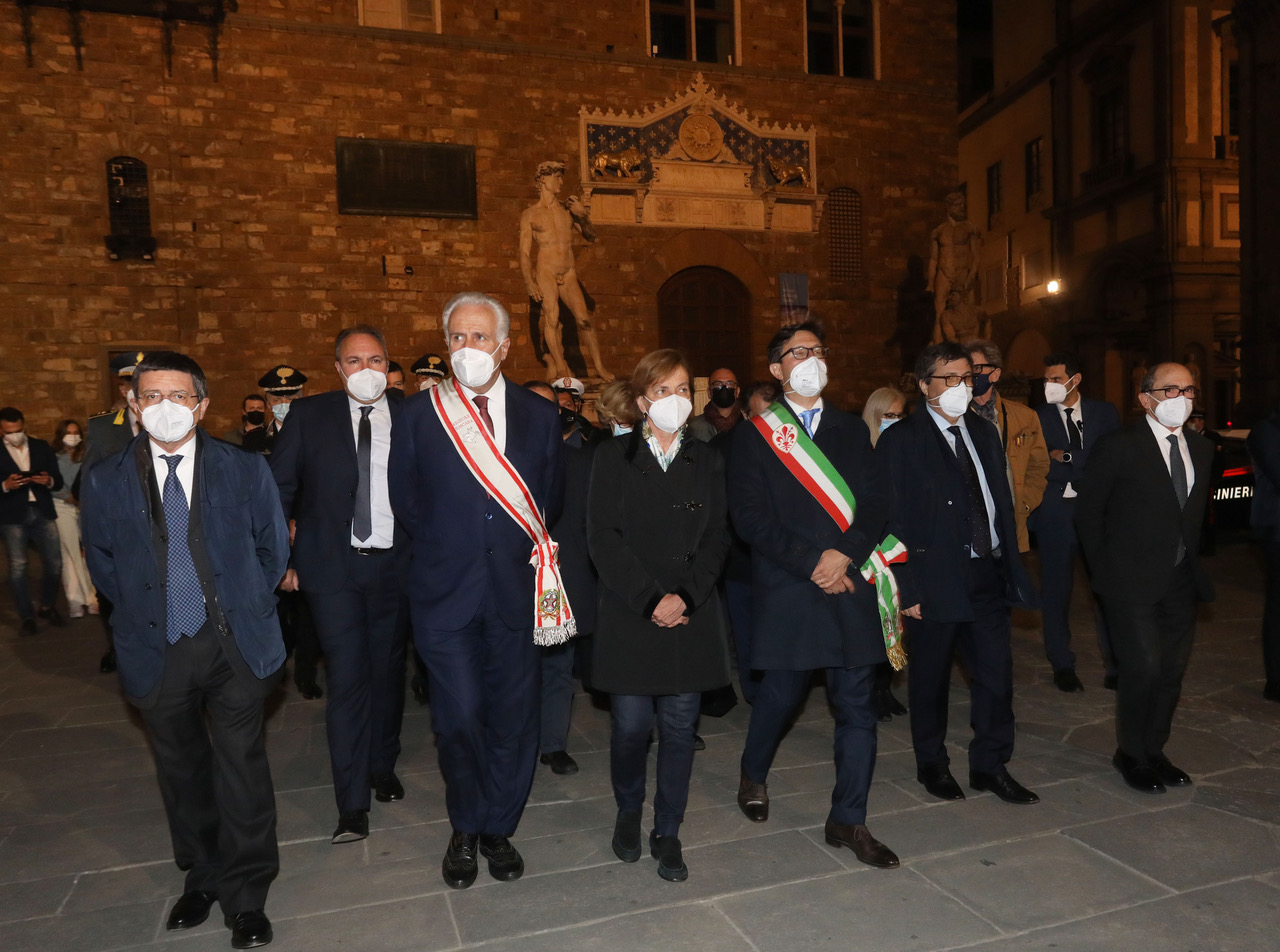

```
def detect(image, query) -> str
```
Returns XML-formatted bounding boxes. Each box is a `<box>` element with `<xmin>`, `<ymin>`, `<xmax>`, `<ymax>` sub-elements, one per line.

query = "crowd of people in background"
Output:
<box><xmin>3</xmin><ymin>297</ymin><xmax>1278</xmax><ymax>950</ymax></box>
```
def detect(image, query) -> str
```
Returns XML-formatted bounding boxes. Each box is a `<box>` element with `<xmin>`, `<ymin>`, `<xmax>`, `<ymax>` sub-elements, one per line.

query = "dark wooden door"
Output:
<box><xmin>657</xmin><ymin>267</ymin><xmax>751</xmax><ymax>378</ymax></box>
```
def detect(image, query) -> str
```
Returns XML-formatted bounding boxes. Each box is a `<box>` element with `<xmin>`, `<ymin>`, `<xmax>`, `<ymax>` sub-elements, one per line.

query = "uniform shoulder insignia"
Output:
<box><xmin>90</xmin><ymin>409</ymin><xmax>115</xmax><ymax>419</ymax></box>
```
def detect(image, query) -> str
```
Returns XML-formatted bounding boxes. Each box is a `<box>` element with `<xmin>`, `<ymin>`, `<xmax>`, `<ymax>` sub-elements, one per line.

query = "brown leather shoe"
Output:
<box><xmin>823</xmin><ymin>821</ymin><xmax>900</xmax><ymax>869</ymax></box>
<box><xmin>737</xmin><ymin>771</ymin><xmax>769</xmax><ymax>822</ymax></box>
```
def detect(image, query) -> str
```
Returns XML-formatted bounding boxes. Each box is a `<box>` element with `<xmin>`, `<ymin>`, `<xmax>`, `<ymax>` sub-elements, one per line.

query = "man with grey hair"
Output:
<box><xmin>271</xmin><ymin>325</ymin><xmax>410</xmax><ymax>846</ymax></box>
<box><xmin>391</xmin><ymin>292</ymin><xmax>565</xmax><ymax>890</ymax></box>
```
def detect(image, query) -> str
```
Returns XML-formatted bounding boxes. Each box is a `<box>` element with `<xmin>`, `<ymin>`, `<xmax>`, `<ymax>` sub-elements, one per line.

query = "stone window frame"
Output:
<box><xmin>804</xmin><ymin>0</ymin><xmax>878</xmax><ymax>80</ymax></box>
<box><xmin>1080</xmin><ymin>45</ymin><xmax>1134</xmax><ymax>190</ymax></box>
<box><xmin>1024</xmin><ymin>136</ymin><xmax>1042</xmax><ymax>210</ymax></box>
<box><xmin>986</xmin><ymin>160</ymin><xmax>1002</xmax><ymax>230</ymax></box>
<box><xmin>357</xmin><ymin>0</ymin><xmax>441</xmax><ymax>32</ymax></box>
<box><xmin>647</xmin><ymin>0</ymin><xmax>741</xmax><ymax>66</ymax></box>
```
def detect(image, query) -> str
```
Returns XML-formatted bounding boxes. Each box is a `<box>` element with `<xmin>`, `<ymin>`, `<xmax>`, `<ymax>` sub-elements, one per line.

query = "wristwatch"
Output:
<box><xmin>1061</xmin><ymin>452</ymin><xmax>1073</xmax><ymax>463</ymax></box>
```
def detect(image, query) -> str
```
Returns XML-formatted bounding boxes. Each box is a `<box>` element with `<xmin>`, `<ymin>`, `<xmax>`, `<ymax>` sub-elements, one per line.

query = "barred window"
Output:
<box><xmin>827</xmin><ymin>187</ymin><xmax>863</xmax><ymax>283</ymax></box>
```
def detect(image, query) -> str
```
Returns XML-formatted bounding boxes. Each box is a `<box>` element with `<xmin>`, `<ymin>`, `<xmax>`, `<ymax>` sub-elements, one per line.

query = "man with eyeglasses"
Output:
<box><xmin>1031</xmin><ymin>353</ymin><xmax>1120</xmax><ymax>694</ymax></box>
<box><xmin>1075</xmin><ymin>363</ymin><xmax>1214</xmax><ymax>794</ymax></box>
<box><xmin>729</xmin><ymin>321</ymin><xmax>900</xmax><ymax>868</ymax></box>
<box><xmin>688</xmin><ymin>368</ymin><xmax>743</xmax><ymax>442</ymax></box>
<box><xmin>80</xmin><ymin>351</ymin><xmax>289</xmax><ymax>949</ymax></box>
<box><xmin>878</xmin><ymin>341</ymin><xmax>1040</xmax><ymax>806</ymax></box>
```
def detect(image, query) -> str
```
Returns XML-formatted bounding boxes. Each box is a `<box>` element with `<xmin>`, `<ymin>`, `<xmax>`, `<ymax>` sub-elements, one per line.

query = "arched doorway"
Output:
<box><xmin>657</xmin><ymin>267</ymin><xmax>751</xmax><ymax>377</ymax></box>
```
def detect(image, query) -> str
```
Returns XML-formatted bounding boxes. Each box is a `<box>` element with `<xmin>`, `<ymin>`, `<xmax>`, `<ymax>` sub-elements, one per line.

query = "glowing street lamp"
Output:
<box><xmin>1046</xmin><ymin>279</ymin><xmax>1062</xmax><ymax>294</ymax></box>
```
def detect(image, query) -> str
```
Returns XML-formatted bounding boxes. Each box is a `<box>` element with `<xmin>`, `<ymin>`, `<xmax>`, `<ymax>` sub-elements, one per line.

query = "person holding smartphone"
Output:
<box><xmin>1</xmin><ymin>406</ymin><xmax>65</xmax><ymax>636</ymax></box>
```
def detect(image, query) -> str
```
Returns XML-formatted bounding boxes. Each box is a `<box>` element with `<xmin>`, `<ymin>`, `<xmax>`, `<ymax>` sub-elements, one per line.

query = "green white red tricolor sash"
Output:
<box><xmin>750</xmin><ymin>402</ymin><xmax>908</xmax><ymax>669</ymax></box>
<box><xmin>431</xmin><ymin>379</ymin><xmax>576</xmax><ymax>646</ymax></box>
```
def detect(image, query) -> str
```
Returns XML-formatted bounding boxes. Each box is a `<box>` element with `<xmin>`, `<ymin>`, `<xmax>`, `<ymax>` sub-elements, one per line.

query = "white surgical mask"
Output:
<box><xmin>140</xmin><ymin>400</ymin><xmax>197</xmax><ymax>444</ymax></box>
<box><xmin>1044</xmin><ymin>379</ymin><xmax>1075</xmax><ymax>405</ymax></box>
<box><xmin>271</xmin><ymin>402</ymin><xmax>290</xmax><ymax>423</ymax></box>
<box><xmin>611</xmin><ymin>422</ymin><xmax>633</xmax><ymax>437</ymax></box>
<box><xmin>646</xmin><ymin>394</ymin><xmax>693</xmax><ymax>434</ymax></box>
<box><xmin>62</xmin><ymin>434</ymin><xmax>82</xmax><ymax>447</ymax></box>
<box><xmin>1152</xmin><ymin>395</ymin><xmax>1193</xmax><ymax>428</ymax></box>
<box><xmin>451</xmin><ymin>346</ymin><xmax>501</xmax><ymax>390</ymax></box>
<box><xmin>879</xmin><ymin>418</ymin><xmax>898</xmax><ymax>434</ymax></box>
<box><xmin>933</xmin><ymin>383</ymin><xmax>973</xmax><ymax>418</ymax></box>
<box><xmin>788</xmin><ymin>356</ymin><xmax>828</xmax><ymax>398</ymax></box>
<box><xmin>3</xmin><ymin>431</ymin><xmax>27</xmax><ymax>447</ymax></box>
<box><xmin>344</xmin><ymin>367</ymin><xmax>387</xmax><ymax>403</ymax></box>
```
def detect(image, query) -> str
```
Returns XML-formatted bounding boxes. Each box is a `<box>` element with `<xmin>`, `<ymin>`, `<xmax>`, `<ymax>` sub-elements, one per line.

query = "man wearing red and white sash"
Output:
<box><xmin>728</xmin><ymin>321</ymin><xmax>901</xmax><ymax>869</ymax></box>
<box><xmin>389</xmin><ymin>292</ymin><xmax>565</xmax><ymax>890</ymax></box>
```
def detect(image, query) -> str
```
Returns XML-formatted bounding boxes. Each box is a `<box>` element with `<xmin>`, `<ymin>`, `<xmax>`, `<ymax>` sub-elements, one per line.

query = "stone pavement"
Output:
<box><xmin>1</xmin><ymin>540</ymin><xmax>1278</xmax><ymax>952</ymax></box>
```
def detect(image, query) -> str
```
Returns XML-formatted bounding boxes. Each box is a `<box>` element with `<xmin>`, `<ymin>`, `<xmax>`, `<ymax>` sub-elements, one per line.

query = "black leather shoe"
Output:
<box><xmin>478</xmin><ymin>833</ymin><xmax>524</xmax><ymax>882</ymax></box>
<box><xmin>442</xmin><ymin>831</ymin><xmax>479</xmax><ymax>889</ymax></box>
<box><xmin>1153</xmin><ymin>757</ymin><xmax>1192</xmax><ymax>788</ymax></box>
<box><xmin>650</xmin><ymin>831</ymin><xmax>688</xmax><ymax>882</ymax></box>
<box><xmin>612</xmin><ymin>810</ymin><xmax>642</xmax><ymax>863</ymax></box>
<box><xmin>225</xmin><ymin>910</ymin><xmax>273</xmax><ymax>949</ymax></box>
<box><xmin>540</xmin><ymin>751</ymin><xmax>579</xmax><ymax>775</ymax></box>
<box><xmin>331</xmin><ymin>810</ymin><xmax>369</xmax><ymax>844</ymax></box>
<box><xmin>19</xmin><ymin>619</ymin><xmax>37</xmax><ymax>637</ymax></box>
<box><xmin>1112</xmin><ymin>750</ymin><xmax>1165</xmax><ymax>794</ymax></box>
<box><xmin>1053</xmin><ymin>668</ymin><xmax>1085</xmax><ymax>693</ymax></box>
<box><xmin>916</xmin><ymin>764</ymin><xmax>965</xmax><ymax>801</ymax></box>
<box><xmin>37</xmin><ymin>606</ymin><xmax>67</xmax><ymax>628</ymax></box>
<box><xmin>969</xmin><ymin>769</ymin><xmax>1040</xmax><ymax>804</ymax></box>
<box><xmin>295</xmin><ymin>678</ymin><xmax>323</xmax><ymax>700</ymax></box>
<box><xmin>882</xmin><ymin>689</ymin><xmax>908</xmax><ymax>717</ymax></box>
<box><xmin>737</xmin><ymin>771</ymin><xmax>769</xmax><ymax>822</ymax></box>
<box><xmin>372</xmin><ymin>773</ymin><xmax>404</xmax><ymax>802</ymax></box>
<box><xmin>99</xmin><ymin>649</ymin><xmax>116</xmax><ymax>673</ymax></box>
<box><xmin>693</xmin><ymin>733</ymin><xmax>706</xmax><ymax>751</ymax></box>
<box><xmin>166</xmin><ymin>890</ymin><xmax>217</xmax><ymax>930</ymax></box>
<box><xmin>823</xmin><ymin>820</ymin><xmax>900</xmax><ymax>868</ymax></box>
<box><xmin>1103</xmin><ymin>674</ymin><xmax>1118</xmax><ymax>691</ymax></box>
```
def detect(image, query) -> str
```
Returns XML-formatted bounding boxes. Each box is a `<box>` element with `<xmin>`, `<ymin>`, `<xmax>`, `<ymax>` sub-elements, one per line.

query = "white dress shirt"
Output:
<box><xmin>1053</xmin><ymin>398</ymin><xmax>1084</xmax><ymax>498</ymax></box>
<box><xmin>347</xmin><ymin>393</ymin><xmax>395</xmax><ymax>548</ymax></box>
<box><xmin>927</xmin><ymin>405</ymin><xmax>1001</xmax><ymax>556</ymax></box>
<box><xmin>783</xmin><ymin>396</ymin><xmax>824</xmax><ymax>436</ymax></box>
<box><xmin>1144</xmin><ymin>413</ymin><xmax>1195</xmax><ymax>493</ymax></box>
<box><xmin>459</xmin><ymin>373</ymin><xmax>509</xmax><ymax>454</ymax></box>
<box><xmin>4</xmin><ymin>437</ymin><xmax>37</xmax><ymax>502</ymax></box>
<box><xmin>149</xmin><ymin>436</ymin><xmax>197</xmax><ymax>507</ymax></box>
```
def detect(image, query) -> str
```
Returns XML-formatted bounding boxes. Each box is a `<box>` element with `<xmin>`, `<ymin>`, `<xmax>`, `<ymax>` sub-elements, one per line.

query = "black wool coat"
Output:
<box><xmin>586</xmin><ymin>430</ymin><xmax>730</xmax><ymax>695</ymax></box>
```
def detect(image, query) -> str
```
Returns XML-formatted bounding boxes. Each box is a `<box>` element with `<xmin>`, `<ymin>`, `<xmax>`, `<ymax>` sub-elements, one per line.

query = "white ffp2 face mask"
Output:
<box><xmin>344</xmin><ymin>368</ymin><xmax>387</xmax><ymax>403</ymax></box>
<box><xmin>646</xmin><ymin>394</ymin><xmax>693</xmax><ymax>434</ymax></box>
<box><xmin>451</xmin><ymin>347</ymin><xmax>502</xmax><ymax>390</ymax></box>
<box><xmin>1044</xmin><ymin>378</ymin><xmax>1077</xmax><ymax>405</ymax></box>
<box><xmin>933</xmin><ymin>383</ymin><xmax>973</xmax><ymax>418</ymax></box>
<box><xmin>1153</xmin><ymin>395</ymin><xmax>1193</xmax><ymax>428</ymax></box>
<box><xmin>788</xmin><ymin>356</ymin><xmax>828</xmax><ymax>398</ymax></box>
<box><xmin>141</xmin><ymin>400</ymin><xmax>197</xmax><ymax>444</ymax></box>
<box><xmin>62</xmin><ymin>434</ymin><xmax>82</xmax><ymax>447</ymax></box>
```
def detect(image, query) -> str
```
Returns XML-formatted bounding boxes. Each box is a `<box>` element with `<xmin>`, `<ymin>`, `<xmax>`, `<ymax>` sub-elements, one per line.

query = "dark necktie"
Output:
<box><xmin>947</xmin><ymin>425</ymin><xmax>993</xmax><ymax>558</ymax></box>
<box><xmin>799</xmin><ymin>407</ymin><xmax>819</xmax><ymax>437</ymax></box>
<box><xmin>353</xmin><ymin>406</ymin><xmax>372</xmax><ymax>543</ymax></box>
<box><xmin>159</xmin><ymin>454</ymin><xmax>206</xmax><ymax>644</ymax></box>
<box><xmin>474</xmin><ymin>395</ymin><xmax>495</xmax><ymax>436</ymax></box>
<box><xmin>1168</xmin><ymin>434</ymin><xmax>1187</xmax><ymax>562</ymax></box>
<box><xmin>1064</xmin><ymin>407</ymin><xmax>1083</xmax><ymax>451</ymax></box>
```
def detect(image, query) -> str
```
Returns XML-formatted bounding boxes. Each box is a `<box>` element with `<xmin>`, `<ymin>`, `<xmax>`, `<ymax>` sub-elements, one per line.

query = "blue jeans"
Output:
<box><xmin>610</xmin><ymin>692</ymin><xmax>700</xmax><ymax>837</ymax></box>
<box><xmin>2</xmin><ymin>505</ymin><xmax>63</xmax><ymax>621</ymax></box>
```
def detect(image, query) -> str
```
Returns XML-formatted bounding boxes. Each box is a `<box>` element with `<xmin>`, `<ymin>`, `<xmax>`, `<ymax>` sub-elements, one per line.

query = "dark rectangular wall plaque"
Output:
<box><xmin>336</xmin><ymin>138</ymin><xmax>478</xmax><ymax>219</ymax></box>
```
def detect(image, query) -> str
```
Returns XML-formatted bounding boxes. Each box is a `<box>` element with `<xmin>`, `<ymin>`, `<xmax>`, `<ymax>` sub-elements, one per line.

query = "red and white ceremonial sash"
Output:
<box><xmin>750</xmin><ymin>402</ymin><xmax>908</xmax><ymax>669</ymax></box>
<box><xmin>431</xmin><ymin>379</ymin><xmax>576</xmax><ymax>646</ymax></box>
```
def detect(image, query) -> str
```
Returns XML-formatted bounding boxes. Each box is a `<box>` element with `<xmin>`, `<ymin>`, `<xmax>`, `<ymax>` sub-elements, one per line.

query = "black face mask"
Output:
<box><xmin>971</xmin><ymin>373</ymin><xmax>994</xmax><ymax>398</ymax></box>
<box><xmin>559</xmin><ymin>407</ymin><xmax>578</xmax><ymax>433</ymax></box>
<box><xmin>244</xmin><ymin>410</ymin><xmax>265</xmax><ymax>426</ymax></box>
<box><xmin>710</xmin><ymin>388</ymin><xmax>737</xmax><ymax>409</ymax></box>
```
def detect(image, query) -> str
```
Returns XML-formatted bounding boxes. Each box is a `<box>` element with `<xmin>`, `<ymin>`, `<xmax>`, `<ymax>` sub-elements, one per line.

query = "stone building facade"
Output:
<box><xmin>1</xmin><ymin>1</ymin><xmax>955</xmax><ymax>435</ymax></box>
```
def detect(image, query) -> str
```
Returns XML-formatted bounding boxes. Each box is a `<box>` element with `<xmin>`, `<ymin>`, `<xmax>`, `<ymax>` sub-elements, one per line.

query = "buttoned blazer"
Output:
<box><xmin>587</xmin><ymin>430</ymin><xmax>730</xmax><ymax>694</ymax></box>
<box><xmin>0</xmin><ymin>436</ymin><xmax>62</xmax><ymax>524</ymax></box>
<box><xmin>1074</xmin><ymin>421</ymin><xmax>1215</xmax><ymax>604</ymax></box>
<box><xmin>388</xmin><ymin>378</ymin><xmax>564</xmax><ymax>631</ymax></box>
<box><xmin>270</xmin><ymin>388</ymin><xmax>408</xmax><ymax>593</ymax></box>
<box><xmin>80</xmin><ymin>431</ymin><xmax>289</xmax><ymax>700</ymax></box>
<box><xmin>877</xmin><ymin>407</ymin><xmax>1036</xmax><ymax>623</ymax></box>
<box><xmin>729</xmin><ymin>404</ymin><xmax>888</xmax><ymax>670</ymax></box>
<box><xmin>1032</xmin><ymin>396</ymin><xmax>1120</xmax><ymax>518</ymax></box>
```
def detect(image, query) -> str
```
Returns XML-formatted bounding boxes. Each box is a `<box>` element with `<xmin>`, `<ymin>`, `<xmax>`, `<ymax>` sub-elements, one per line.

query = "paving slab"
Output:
<box><xmin>467</xmin><ymin>901</ymin><xmax>754</xmax><ymax>952</ymax></box>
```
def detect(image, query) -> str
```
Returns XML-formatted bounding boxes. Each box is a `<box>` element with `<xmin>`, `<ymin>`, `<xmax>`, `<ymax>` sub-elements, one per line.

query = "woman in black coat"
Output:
<box><xmin>587</xmin><ymin>349</ymin><xmax>730</xmax><ymax>883</ymax></box>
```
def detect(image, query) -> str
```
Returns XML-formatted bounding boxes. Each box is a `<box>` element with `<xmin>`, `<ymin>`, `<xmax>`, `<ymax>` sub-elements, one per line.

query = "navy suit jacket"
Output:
<box><xmin>729</xmin><ymin>403</ymin><xmax>888</xmax><ymax>670</ymax></box>
<box><xmin>270</xmin><ymin>389</ymin><xmax>409</xmax><ymax>593</ymax></box>
<box><xmin>877</xmin><ymin>407</ymin><xmax>1036</xmax><ymax>622</ymax></box>
<box><xmin>389</xmin><ymin>379</ymin><xmax>565</xmax><ymax>631</ymax></box>
<box><xmin>1249</xmin><ymin>407</ymin><xmax>1280</xmax><ymax>544</ymax></box>
<box><xmin>0</xmin><ymin>436</ymin><xmax>62</xmax><ymax>523</ymax></box>
<box><xmin>1032</xmin><ymin>396</ymin><xmax>1120</xmax><ymax>519</ymax></box>
<box><xmin>81</xmin><ymin>431</ymin><xmax>290</xmax><ymax>700</ymax></box>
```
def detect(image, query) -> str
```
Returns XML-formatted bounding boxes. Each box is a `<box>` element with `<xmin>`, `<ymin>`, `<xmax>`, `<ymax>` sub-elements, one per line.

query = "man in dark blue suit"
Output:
<box><xmin>81</xmin><ymin>352</ymin><xmax>288</xmax><ymax>949</ymax></box>
<box><xmin>1</xmin><ymin>406</ymin><xmax>64</xmax><ymax>635</ymax></box>
<box><xmin>390</xmin><ymin>292</ymin><xmax>564</xmax><ymax>889</ymax></box>
<box><xmin>1250</xmin><ymin>403</ymin><xmax>1280</xmax><ymax>703</ymax></box>
<box><xmin>729</xmin><ymin>321</ymin><xmax>899</xmax><ymax>869</ymax></box>
<box><xmin>1030</xmin><ymin>353</ymin><xmax>1120</xmax><ymax>692</ymax></box>
<box><xmin>878</xmin><ymin>341</ymin><xmax>1039</xmax><ymax>806</ymax></box>
<box><xmin>270</xmin><ymin>325</ymin><xmax>409</xmax><ymax>845</ymax></box>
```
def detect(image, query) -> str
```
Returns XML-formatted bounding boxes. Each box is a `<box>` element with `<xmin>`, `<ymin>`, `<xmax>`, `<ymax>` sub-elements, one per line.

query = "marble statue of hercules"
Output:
<box><xmin>926</xmin><ymin>190</ymin><xmax>983</xmax><ymax>338</ymax></box>
<box><xmin>519</xmin><ymin>161</ymin><xmax>614</xmax><ymax>382</ymax></box>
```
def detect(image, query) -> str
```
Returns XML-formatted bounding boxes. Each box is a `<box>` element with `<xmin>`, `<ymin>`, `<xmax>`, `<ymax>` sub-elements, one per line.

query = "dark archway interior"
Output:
<box><xmin>657</xmin><ymin>266</ymin><xmax>752</xmax><ymax>379</ymax></box>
